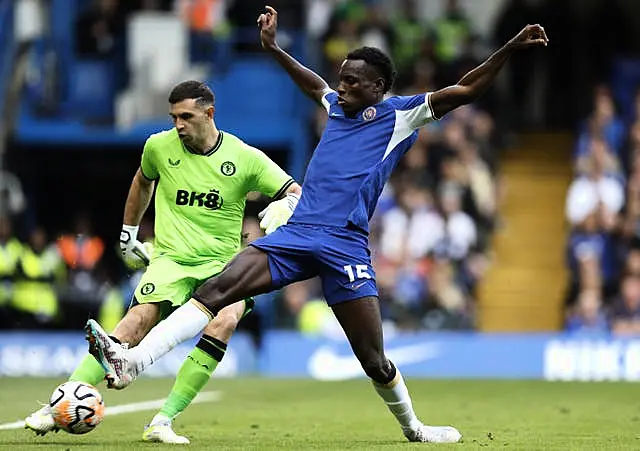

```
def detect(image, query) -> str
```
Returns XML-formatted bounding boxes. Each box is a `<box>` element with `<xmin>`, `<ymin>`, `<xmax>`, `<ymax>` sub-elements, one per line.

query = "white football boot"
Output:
<box><xmin>85</xmin><ymin>319</ymin><xmax>136</xmax><ymax>389</ymax></box>
<box><xmin>404</xmin><ymin>424</ymin><xmax>462</xmax><ymax>443</ymax></box>
<box><xmin>142</xmin><ymin>422</ymin><xmax>190</xmax><ymax>444</ymax></box>
<box><xmin>24</xmin><ymin>404</ymin><xmax>58</xmax><ymax>436</ymax></box>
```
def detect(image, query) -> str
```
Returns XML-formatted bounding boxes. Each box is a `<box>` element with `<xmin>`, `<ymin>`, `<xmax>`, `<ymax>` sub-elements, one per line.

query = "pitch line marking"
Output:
<box><xmin>0</xmin><ymin>390</ymin><xmax>221</xmax><ymax>430</ymax></box>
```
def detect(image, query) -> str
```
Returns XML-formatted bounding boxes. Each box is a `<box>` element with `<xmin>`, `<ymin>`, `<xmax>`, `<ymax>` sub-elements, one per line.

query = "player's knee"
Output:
<box><xmin>360</xmin><ymin>355</ymin><xmax>393</xmax><ymax>384</ymax></box>
<box><xmin>195</xmin><ymin>272</ymin><xmax>235</xmax><ymax>303</ymax></box>
<box><xmin>207</xmin><ymin>311</ymin><xmax>240</xmax><ymax>339</ymax></box>
<box><xmin>111</xmin><ymin>304</ymin><xmax>160</xmax><ymax>345</ymax></box>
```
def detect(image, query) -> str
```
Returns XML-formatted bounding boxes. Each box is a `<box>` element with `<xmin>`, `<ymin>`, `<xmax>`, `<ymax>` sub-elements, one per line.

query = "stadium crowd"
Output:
<box><xmin>564</xmin><ymin>85</ymin><xmax>640</xmax><ymax>335</ymax></box>
<box><xmin>1</xmin><ymin>0</ymin><xmax>504</xmax><ymax>335</ymax></box>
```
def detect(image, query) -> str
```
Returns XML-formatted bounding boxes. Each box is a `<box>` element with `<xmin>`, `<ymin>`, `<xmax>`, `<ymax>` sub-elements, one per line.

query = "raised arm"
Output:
<box><xmin>430</xmin><ymin>24</ymin><xmax>548</xmax><ymax>120</ymax></box>
<box><xmin>258</xmin><ymin>6</ymin><xmax>329</xmax><ymax>104</ymax></box>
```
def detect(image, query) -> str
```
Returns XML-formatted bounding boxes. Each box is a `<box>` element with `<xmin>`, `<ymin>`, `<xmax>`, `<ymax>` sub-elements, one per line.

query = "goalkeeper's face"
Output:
<box><xmin>170</xmin><ymin>99</ymin><xmax>215</xmax><ymax>151</ymax></box>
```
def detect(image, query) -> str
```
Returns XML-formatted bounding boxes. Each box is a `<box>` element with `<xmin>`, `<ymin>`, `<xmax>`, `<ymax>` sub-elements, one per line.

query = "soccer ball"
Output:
<box><xmin>49</xmin><ymin>381</ymin><xmax>105</xmax><ymax>434</ymax></box>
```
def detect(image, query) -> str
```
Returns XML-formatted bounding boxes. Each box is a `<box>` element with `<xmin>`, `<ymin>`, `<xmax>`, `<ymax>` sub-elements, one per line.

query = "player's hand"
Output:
<box><xmin>508</xmin><ymin>24</ymin><xmax>549</xmax><ymax>49</ymax></box>
<box><xmin>120</xmin><ymin>224</ymin><xmax>151</xmax><ymax>267</ymax></box>
<box><xmin>258</xmin><ymin>192</ymin><xmax>299</xmax><ymax>235</ymax></box>
<box><xmin>257</xmin><ymin>5</ymin><xmax>279</xmax><ymax>50</ymax></box>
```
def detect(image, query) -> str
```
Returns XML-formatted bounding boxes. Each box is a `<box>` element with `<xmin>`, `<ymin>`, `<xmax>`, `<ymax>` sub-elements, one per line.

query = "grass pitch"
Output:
<box><xmin>0</xmin><ymin>377</ymin><xmax>638</xmax><ymax>450</ymax></box>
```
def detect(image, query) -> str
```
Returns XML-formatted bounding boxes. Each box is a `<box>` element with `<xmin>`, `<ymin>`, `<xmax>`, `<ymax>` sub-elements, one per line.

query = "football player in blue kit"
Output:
<box><xmin>87</xmin><ymin>5</ymin><xmax>548</xmax><ymax>443</ymax></box>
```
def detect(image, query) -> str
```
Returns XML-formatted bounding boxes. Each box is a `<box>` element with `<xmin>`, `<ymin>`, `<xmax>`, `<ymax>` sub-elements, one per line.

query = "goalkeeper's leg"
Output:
<box><xmin>142</xmin><ymin>300</ymin><xmax>249</xmax><ymax>444</ymax></box>
<box><xmin>25</xmin><ymin>304</ymin><xmax>160</xmax><ymax>435</ymax></box>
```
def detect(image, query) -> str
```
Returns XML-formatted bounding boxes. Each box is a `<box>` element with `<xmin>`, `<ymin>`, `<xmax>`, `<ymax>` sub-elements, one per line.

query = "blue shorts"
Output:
<box><xmin>250</xmin><ymin>223</ymin><xmax>378</xmax><ymax>305</ymax></box>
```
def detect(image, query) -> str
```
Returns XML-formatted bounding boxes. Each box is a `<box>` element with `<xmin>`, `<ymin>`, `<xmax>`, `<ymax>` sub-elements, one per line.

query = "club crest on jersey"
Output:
<box><xmin>141</xmin><ymin>283</ymin><xmax>155</xmax><ymax>295</ymax></box>
<box><xmin>168</xmin><ymin>158</ymin><xmax>181</xmax><ymax>167</ymax></box>
<box><xmin>362</xmin><ymin>106</ymin><xmax>377</xmax><ymax>121</ymax></box>
<box><xmin>221</xmin><ymin>161</ymin><xmax>236</xmax><ymax>176</ymax></box>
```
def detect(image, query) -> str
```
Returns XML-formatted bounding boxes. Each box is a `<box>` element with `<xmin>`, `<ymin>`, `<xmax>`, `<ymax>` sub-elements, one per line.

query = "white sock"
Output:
<box><xmin>373</xmin><ymin>367</ymin><xmax>422</xmax><ymax>432</ymax></box>
<box><xmin>130</xmin><ymin>300</ymin><xmax>211</xmax><ymax>373</ymax></box>
<box><xmin>150</xmin><ymin>413</ymin><xmax>172</xmax><ymax>426</ymax></box>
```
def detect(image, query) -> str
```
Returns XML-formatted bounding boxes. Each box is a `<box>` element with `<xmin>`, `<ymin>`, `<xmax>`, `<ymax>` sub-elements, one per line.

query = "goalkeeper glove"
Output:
<box><xmin>258</xmin><ymin>192</ymin><xmax>299</xmax><ymax>235</ymax></box>
<box><xmin>120</xmin><ymin>224</ymin><xmax>151</xmax><ymax>267</ymax></box>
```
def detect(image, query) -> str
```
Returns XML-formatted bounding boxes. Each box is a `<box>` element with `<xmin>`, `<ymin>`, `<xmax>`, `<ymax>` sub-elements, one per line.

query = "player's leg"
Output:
<box><xmin>27</xmin><ymin>256</ymin><xmax>185</xmax><ymax>435</ymax></box>
<box><xmin>90</xmin><ymin>225</ymin><xmax>316</xmax><ymax>388</ymax></box>
<box><xmin>24</xmin><ymin>300</ymin><xmax>161</xmax><ymax>435</ymax></box>
<box><xmin>67</xmin><ymin>304</ymin><xmax>160</xmax><ymax>385</ymax></box>
<box><xmin>89</xmin><ymin>246</ymin><xmax>273</xmax><ymax>387</ymax></box>
<box><xmin>331</xmin><ymin>297</ymin><xmax>461</xmax><ymax>443</ymax></box>
<box><xmin>142</xmin><ymin>300</ymin><xmax>250</xmax><ymax>444</ymax></box>
<box><xmin>86</xmin><ymin>257</ymin><xmax>195</xmax><ymax>388</ymax></box>
<box><xmin>24</xmin><ymin>302</ymin><xmax>162</xmax><ymax>435</ymax></box>
<box><xmin>318</xmin><ymin>229</ymin><xmax>461</xmax><ymax>443</ymax></box>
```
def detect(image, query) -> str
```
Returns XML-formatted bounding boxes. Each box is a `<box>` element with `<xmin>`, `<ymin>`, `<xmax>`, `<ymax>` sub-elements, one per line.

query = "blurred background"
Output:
<box><xmin>2</xmin><ymin>0</ymin><xmax>640</xmax><ymax>380</ymax></box>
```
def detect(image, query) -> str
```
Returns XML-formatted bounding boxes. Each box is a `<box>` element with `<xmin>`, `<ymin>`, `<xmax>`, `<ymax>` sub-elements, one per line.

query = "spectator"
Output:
<box><xmin>177</xmin><ymin>0</ymin><xmax>231</xmax><ymax>64</ymax></box>
<box><xmin>57</xmin><ymin>213</ymin><xmax>106</xmax><ymax>308</ymax></box>
<box><xmin>0</xmin><ymin>170</ymin><xmax>27</xmax><ymax>220</ymax></box>
<box><xmin>75</xmin><ymin>0</ymin><xmax>125</xmax><ymax>57</ymax></box>
<box><xmin>575</xmin><ymin>130</ymin><xmax>622</xmax><ymax>178</ymax></box>
<box><xmin>358</xmin><ymin>2</ymin><xmax>394</xmax><ymax>58</ymax></box>
<box><xmin>436</xmin><ymin>181</ymin><xmax>477</xmax><ymax>262</ymax></box>
<box><xmin>610</xmin><ymin>275</ymin><xmax>640</xmax><ymax>335</ymax></box>
<box><xmin>566</xmin><ymin>148</ymin><xmax>624</xmax><ymax>232</ymax></box>
<box><xmin>574</xmin><ymin>86</ymin><xmax>626</xmax><ymax>160</ymax></box>
<box><xmin>432</xmin><ymin>0</ymin><xmax>473</xmax><ymax>83</ymax></box>
<box><xmin>391</xmin><ymin>0</ymin><xmax>431</xmax><ymax>75</ymax></box>
<box><xmin>11</xmin><ymin>227</ymin><xmax>64</xmax><ymax>328</ymax></box>
<box><xmin>423</xmin><ymin>255</ymin><xmax>473</xmax><ymax>330</ymax></box>
<box><xmin>0</xmin><ymin>217</ymin><xmax>22</xmax><ymax>327</ymax></box>
<box><xmin>565</xmin><ymin>289</ymin><xmax>609</xmax><ymax>334</ymax></box>
<box><xmin>622</xmin><ymin>151</ymin><xmax>640</xmax><ymax>241</ymax></box>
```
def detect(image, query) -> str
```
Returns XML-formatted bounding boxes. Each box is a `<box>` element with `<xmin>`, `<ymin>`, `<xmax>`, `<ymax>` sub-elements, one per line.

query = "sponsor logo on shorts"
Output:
<box><xmin>221</xmin><ymin>161</ymin><xmax>236</xmax><ymax>176</ymax></box>
<box><xmin>141</xmin><ymin>283</ymin><xmax>155</xmax><ymax>295</ymax></box>
<box><xmin>349</xmin><ymin>281</ymin><xmax>368</xmax><ymax>290</ymax></box>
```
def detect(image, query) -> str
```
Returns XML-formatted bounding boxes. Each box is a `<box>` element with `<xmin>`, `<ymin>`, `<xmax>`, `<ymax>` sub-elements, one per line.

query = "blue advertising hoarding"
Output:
<box><xmin>2</xmin><ymin>331</ymin><xmax>640</xmax><ymax>382</ymax></box>
<box><xmin>0</xmin><ymin>332</ymin><xmax>257</xmax><ymax>378</ymax></box>
<box><xmin>261</xmin><ymin>332</ymin><xmax>640</xmax><ymax>382</ymax></box>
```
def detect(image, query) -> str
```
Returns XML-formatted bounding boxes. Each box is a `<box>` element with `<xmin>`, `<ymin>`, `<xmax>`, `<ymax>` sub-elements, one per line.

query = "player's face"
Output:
<box><xmin>337</xmin><ymin>59</ymin><xmax>384</xmax><ymax>114</ymax></box>
<box><xmin>169</xmin><ymin>99</ymin><xmax>213</xmax><ymax>149</ymax></box>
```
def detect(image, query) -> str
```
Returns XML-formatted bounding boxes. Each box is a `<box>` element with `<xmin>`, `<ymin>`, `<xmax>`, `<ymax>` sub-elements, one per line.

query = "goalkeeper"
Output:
<box><xmin>25</xmin><ymin>80</ymin><xmax>301</xmax><ymax>444</ymax></box>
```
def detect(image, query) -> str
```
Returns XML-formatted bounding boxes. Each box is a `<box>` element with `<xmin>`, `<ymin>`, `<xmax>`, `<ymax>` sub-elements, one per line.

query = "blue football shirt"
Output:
<box><xmin>289</xmin><ymin>89</ymin><xmax>438</xmax><ymax>233</ymax></box>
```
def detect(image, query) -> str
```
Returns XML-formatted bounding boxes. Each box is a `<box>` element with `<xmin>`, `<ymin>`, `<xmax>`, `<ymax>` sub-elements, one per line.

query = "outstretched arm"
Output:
<box><xmin>258</xmin><ymin>6</ymin><xmax>329</xmax><ymax>104</ymax></box>
<box><xmin>430</xmin><ymin>24</ymin><xmax>548</xmax><ymax>119</ymax></box>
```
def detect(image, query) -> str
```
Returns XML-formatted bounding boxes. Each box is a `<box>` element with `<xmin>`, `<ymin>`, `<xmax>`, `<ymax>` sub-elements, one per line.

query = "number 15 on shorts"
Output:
<box><xmin>343</xmin><ymin>264</ymin><xmax>372</xmax><ymax>282</ymax></box>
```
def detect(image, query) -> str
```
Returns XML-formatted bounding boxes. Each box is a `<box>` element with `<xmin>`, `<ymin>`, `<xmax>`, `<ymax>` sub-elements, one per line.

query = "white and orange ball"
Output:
<box><xmin>49</xmin><ymin>381</ymin><xmax>105</xmax><ymax>434</ymax></box>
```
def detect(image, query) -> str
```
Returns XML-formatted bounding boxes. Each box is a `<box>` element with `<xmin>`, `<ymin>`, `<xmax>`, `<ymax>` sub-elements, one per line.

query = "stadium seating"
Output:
<box><xmin>13</xmin><ymin>0</ymin><xmax>311</xmax><ymax>180</ymax></box>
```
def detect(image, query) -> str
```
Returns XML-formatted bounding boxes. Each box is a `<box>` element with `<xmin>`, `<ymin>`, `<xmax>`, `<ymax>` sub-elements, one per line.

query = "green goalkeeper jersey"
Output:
<box><xmin>140</xmin><ymin>128</ymin><xmax>294</xmax><ymax>265</ymax></box>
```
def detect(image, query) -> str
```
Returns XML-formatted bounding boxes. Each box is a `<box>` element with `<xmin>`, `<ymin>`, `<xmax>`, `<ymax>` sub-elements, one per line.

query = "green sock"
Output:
<box><xmin>68</xmin><ymin>354</ymin><xmax>106</xmax><ymax>387</ymax></box>
<box><xmin>158</xmin><ymin>335</ymin><xmax>226</xmax><ymax>420</ymax></box>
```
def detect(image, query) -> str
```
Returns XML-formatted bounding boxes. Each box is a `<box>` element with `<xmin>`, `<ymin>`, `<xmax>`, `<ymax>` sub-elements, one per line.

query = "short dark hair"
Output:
<box><xmin>346</xmin><ymin>47</ymin><xmax>397</xmax><ymax>94</ymax></box>
<box><xmin>168</xmin><ymin>80</ymin><xmax>215</xmax><ymax>106</ymax></box>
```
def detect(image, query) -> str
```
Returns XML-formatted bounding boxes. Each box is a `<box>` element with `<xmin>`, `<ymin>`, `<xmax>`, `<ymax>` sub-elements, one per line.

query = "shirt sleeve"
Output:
<box><xmin>246</xmin><ymin>145</ymin><xmax>295</xmax><ymax>198</ymax></box>
<box><xmin>140</xmin><ymin>138</ymin><xmax>159</xmax><ymax>181</ymax></box>
<box><xmin>388</xmin><ymin>93</ymin><xmax>438</xmax><ymax>130</ymax></box>
<box><xmin>320</xmin><ymin>88</ymin><xmax>338</xmax><ymax>113</ymax></box>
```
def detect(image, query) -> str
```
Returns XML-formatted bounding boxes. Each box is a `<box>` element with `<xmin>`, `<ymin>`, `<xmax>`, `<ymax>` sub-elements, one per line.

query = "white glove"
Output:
<box><xmin>120</xmin><ymin>224</ymin><xmax>151</xmax><ymax>267</ymax></box>
<box><xmin>258</xmin><ymin>193</ymin><xmax>299</xmax><ymax>235</ymax></box>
